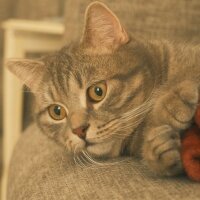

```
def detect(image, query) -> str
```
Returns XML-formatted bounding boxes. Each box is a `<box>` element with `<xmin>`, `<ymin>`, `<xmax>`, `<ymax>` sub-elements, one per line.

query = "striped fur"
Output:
<box><xmin>8</xmin><ymin>2</ymin><xmax>200</xmax><ymax>177</ymax></box>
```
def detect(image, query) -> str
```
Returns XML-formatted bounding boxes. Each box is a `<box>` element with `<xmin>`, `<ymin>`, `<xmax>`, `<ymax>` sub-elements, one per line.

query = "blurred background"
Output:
<box><xmin>0</xmin><ymin>0</ymin><xmax>65</xmax><ymax>124</ymax></box>
<box><xmin>0</xmin><ymin>0</ymin><xmax>200</xmax><ymax>198</ymax></box>
<box><xmin>0</xmin><ymin>0</ymin><xmax>65</xmax><ymax>195</ymax></box>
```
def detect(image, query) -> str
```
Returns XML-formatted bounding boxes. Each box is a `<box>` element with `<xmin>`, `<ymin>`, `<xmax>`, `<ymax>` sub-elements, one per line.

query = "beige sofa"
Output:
<box><xmin>7</xmin><ymin>124</ymin><xmax>200</xmax><ymax>200</ymax></box>
<box><xmin>7</xmin><ymin>1</ymin><xmax>200</xmax><ymax>199</ymax></box>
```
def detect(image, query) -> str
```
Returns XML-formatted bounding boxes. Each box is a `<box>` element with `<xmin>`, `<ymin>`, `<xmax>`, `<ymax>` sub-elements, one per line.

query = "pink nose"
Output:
<box><xmin>72</xmin><ymin>124</ymin><xmax>89</xmax><ymax>139</ymax></box>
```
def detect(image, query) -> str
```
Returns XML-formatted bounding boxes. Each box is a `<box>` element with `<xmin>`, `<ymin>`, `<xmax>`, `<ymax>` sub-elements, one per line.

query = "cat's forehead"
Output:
<box><xmin>46</xmin><ymin>49</ymin><xmax>124</xmax><ymax>83</ymax></box>
<box><xmin>44</xmin><ymin>45</ymin><xmax>145</xmax><ymax>95</ymax></box>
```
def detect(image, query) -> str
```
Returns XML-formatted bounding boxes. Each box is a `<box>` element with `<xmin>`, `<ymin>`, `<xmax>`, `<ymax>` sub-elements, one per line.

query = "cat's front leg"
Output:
<box><xmin>142</xmin><ymin>80</ymin><xmax>199</xmax><ymax>176</ymax></box>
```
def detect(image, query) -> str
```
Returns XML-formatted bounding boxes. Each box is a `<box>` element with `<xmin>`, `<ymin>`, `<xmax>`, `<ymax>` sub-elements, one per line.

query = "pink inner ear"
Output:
<box><xmin>81</xmin><ymin>2</ymin><xmax>129</xmax><ymax>53</ymax></box>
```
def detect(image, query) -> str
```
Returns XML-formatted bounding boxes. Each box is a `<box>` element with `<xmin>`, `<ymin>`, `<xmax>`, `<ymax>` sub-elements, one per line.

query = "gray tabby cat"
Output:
<box><xmin>8</xmin><ymin>2</ymin><xmax>200</xmax><ymax>176</ymax></box>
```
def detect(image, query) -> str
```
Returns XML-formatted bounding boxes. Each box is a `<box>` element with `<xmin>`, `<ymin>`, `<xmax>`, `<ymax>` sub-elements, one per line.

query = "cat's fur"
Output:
<box><xmin>8</xmin><ymin>2</ymin><xmax>200</xmax><ymax>176</ymax></box>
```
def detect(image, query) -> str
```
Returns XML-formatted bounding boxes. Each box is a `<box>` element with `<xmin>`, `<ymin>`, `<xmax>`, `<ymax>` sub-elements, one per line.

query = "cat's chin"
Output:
<box><xmin>86</xmin><ymin>139</ymin><xmax>122</xmax><ymax>158</ymax></box>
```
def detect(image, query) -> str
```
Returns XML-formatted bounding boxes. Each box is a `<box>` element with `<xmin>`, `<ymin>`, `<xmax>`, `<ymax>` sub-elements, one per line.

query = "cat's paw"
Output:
<box><xmin>153</xmin><ymin>80</ymin><xmax>199</xmax><ymax>129</ymax></box>
<box><xmin>143</xmin><ymin>125</ymin><xmax>183</xmax><ymax>176</ymax></box>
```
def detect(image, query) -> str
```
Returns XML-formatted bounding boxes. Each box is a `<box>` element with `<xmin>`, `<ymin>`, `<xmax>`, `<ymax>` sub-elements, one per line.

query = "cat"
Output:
<box><xmin>7</xmin><ymin>2</ymin><xmax>200</xmax><ymax>176</ymax></box>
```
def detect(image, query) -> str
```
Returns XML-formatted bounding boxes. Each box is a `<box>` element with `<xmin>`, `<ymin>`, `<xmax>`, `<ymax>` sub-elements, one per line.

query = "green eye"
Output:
<box><xmin>48</xmin><ymin>104</ymin><xmax>67</xmax><ymax>120</ymax></box>
<box><xmin>87</xmin><ymin>82</ymin><xmax>107</xmax><ymax>102</ymax></box>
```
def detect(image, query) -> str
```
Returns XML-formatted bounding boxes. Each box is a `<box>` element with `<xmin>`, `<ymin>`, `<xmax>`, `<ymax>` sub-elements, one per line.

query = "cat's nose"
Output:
<box><xmin>72</xmin><ymin>124</ymin><xmax>89</xmax><ymax>140</ymax></box>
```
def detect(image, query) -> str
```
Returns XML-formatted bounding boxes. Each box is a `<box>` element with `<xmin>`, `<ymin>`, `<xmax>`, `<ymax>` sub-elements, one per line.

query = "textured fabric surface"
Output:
<box><xmin>64</xmin><ymin>0</ymin><xmax>200</xmax><ymax>43</ymax></box>
<box><xmin>8</xmin><ymin>124</ymin><xmax>200</xmax><ymax>200</ymax></box>
<box><xmin>13</xmin><ymin>0</ymin><xmax>65</xmax><ymax>19</ymax></box>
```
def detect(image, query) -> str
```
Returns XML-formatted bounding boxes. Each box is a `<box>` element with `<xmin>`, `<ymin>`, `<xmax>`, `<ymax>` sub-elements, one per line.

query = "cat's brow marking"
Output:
<box><xmin>111</xmin><ymin>64</ymin><xmax>142</xmax><ymax>81</ymax></box>
<box><xmin>74</xmin><ymin>72</ymin><xmax>83</xmax><ymax>88</ymax></box>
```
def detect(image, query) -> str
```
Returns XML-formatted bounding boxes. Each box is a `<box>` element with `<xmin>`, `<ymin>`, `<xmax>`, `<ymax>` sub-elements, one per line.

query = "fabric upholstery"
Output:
<box><xmin>7</xmin><ymin>124</ymin><xmax>200</xmax><ymax>200</ymax></box>
<box><xmin>64</xmin><ymin>0</ymin><xmax>200</xmax><ymax>43</ymax></box>
<box><xmin>13</xmin><ymin>0</ymin><xmax>64</xmax><ymax>19</ymax></box>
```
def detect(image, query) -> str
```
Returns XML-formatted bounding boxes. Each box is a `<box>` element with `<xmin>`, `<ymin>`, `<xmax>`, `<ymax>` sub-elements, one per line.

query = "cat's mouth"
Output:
<box><xmin>85</xmin><ymin>140</ymin><xmax>95</xmax><ymax>146</ymax></box>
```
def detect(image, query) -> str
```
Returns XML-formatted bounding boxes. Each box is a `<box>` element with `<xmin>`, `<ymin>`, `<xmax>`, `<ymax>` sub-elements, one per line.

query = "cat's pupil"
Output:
<box><xmin>95</xmin><ymin>87</ymin><xmax>103</xmax><ymax>96</ymax></box>
<box><xmin>54</xmin><ymin>106</ymin><xmax>61</xmax><ymax>115</ymax></box>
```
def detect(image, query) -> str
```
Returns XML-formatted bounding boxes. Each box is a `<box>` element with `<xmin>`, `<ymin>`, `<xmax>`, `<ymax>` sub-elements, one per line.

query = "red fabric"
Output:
<box><xmin>181</xmin><ymin>126</ymin><xmax>200</xmax><ymax>181</ymax></box>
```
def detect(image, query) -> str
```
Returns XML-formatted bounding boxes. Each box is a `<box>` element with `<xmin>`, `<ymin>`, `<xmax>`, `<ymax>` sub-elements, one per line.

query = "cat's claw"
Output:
<box><xmin>143</xmin><ymin>125</ymin><xmax>183</xmax><ymax>176</ymax></box>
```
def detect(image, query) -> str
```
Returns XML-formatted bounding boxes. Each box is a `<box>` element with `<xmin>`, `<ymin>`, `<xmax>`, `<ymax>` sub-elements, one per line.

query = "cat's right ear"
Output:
<box><xmin>7</xmin><ymin>59</ymin><xmax>46</xmax><ymax>92</ymax></box>
<box><xmin>81</xmin><ymin>2</ymin><xmax>129</xmax><ymax>54</ymax></box>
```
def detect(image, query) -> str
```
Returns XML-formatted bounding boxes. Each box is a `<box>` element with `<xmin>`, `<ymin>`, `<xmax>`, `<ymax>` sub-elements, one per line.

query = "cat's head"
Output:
<box><xmin>8</xmin><ymin>2</ymin><xmax>156</xmax><ymax>158</ymax></box>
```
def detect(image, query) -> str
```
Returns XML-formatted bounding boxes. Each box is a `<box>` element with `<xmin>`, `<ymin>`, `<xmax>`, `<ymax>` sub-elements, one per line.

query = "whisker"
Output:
<box><xmin>73</xmin><ymin>146</ymin><xmax>86</xmax><ymax>168</ymax></box>
<box><xmin>82</xmin><ymin>151</ymin><xmax>112</xmax><ymax>167</ymax></box>
<box><xmin>73</xmin><ymin>148</ymin><xmax>80</xmax><ymax>167</ymax></box>
<box><xmin>79</xmin><ymin>152</ymin><xmax>93</xmax><ymax>166</ymax></box>
<box><xmin>97</xmin><ymin>117</ymin><xmax>119</xmax><ymax>129</ymax></box>
<box><xmin>82</xmin><ymin>151</ymin><xmax>105</xmax><ymax>166</ymax></box>
<box><xmin>122</xmin><ymin>117</ymin><xmax>144</xmax><ymax>129</ymax></box>
<box><xmin>121</xmin><ymin>113</ymin><xmax>146</xmax><ymax>125</ymax></box>
<box><xmin>77</xmin><ymin>154</ymin><xmax>88</xmax><ymax>167</ymax></box>
<box><xmin>121</xmin><ymin>108</ymin><xmax>149</xmax><ymax>121</ymax></box>
<box><xmin>121</xmin><ymin>100</ymin><xmax>152</xmax><ymax>119</ymax></box>
<box><xmin>81</xmin><ymin>150</ymin><xmax>92</xmax><ymax>167</ymax></box>
<box><xmin>93</xmin><ymin>115</ymin><xmax>144</xmax><ymax>141</ymax></box>
<box><xmin>82</xmin><ymin>151</ymin><xmax>129</xmax><ymax>167</ymax></box>
<box><xmin>97</xmin><ymin>121</ymin><xmax>119</xmax><ymax>135</ymax></box>
<box><xmin>73</xmin><ymin>153</ymin><xmax>81</xmax><ymax>167</ymax></box>
<box><xmin>94</xmin><ymin>123</ymin><xmax>120</xmax><ymax>141</ymax></box>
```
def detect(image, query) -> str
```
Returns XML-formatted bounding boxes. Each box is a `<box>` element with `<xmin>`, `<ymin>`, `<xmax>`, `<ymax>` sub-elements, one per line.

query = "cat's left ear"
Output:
<box><xmin>7</xmin><ymin>59</ymin><xmax>46</xmax><ymax>92</ymax></box>
<box><xmin>81</xmin><ymin>2</ymin><xmax>130</xmax><ymax>54</ymax></box>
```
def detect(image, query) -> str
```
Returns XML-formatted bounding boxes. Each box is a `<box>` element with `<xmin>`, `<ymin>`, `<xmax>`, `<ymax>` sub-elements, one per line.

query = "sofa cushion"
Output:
<box><xmin>64</xmin><ymin>0</ymin><xmax>200</xmax><ymax>43</ymax></box>
<box><xmin>7</xmin><ymin>124</ymin><xmax>200</xmax><ymax>200</ymax></box>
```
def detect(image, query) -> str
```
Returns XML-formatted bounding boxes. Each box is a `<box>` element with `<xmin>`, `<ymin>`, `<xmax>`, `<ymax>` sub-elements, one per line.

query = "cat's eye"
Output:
<box><xmin>48</xmin><ymin>104</ymin><xmax>67</xmax><ymax>120</ymax></box>
<box><xmin>87</xmin><ymin>82</ymin><xmax>107</xmax><ymax>102</ymax></box>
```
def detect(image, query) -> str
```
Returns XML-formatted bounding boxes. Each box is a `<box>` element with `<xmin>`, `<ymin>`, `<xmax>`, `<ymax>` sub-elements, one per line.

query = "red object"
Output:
<box><xmin>181</xmin><ymin>104</ymin><xmax>200</xmax><ymax>181</ymax></box>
